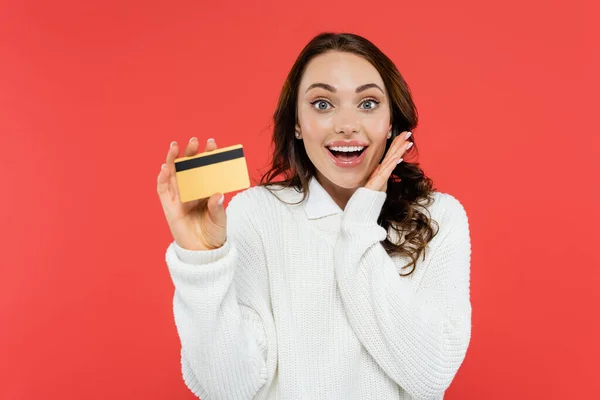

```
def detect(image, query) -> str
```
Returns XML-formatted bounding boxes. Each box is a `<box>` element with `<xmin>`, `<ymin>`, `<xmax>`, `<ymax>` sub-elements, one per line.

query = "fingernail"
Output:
<box><xmin>189</xmin><ymin>137</ymin><xmax>197</xmax><ymax>143</ymax></box>
<box><xmin>406</xmin><ymin>131</ymin><xmax>412</xmax><ymax>139</ymax></box>
<box><xmin>161</xmin><ymin>163</ymin><xmax>166</xmax><ymax>170</ymax></box>
<box><xmin>406</xmin><ymin>142</ymin><xmax>413</xmax><ymax>149</ymax></box>
<box><xmin>218</xmin><ymin>194</ymin><xmax>224</xmax><ymax>205</ymax></box>
<box><xmin>397</xmin><ymin>158</ymin><xmax>403</xmax><ymax>164</ymax></box>
<box><xmin>207</xmin><ymin>138</ymin><xmax>215</xmax><ymax>143</ymax></box>
<box><xmin>170</xmin><ymin>141</ymin><xmax>177</xmax><ymax>147</ymax></box>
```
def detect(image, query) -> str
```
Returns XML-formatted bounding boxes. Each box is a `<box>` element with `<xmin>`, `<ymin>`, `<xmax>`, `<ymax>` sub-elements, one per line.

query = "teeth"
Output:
<box><xmin>328</xmin><ymin>146</ymin><xmax>365</xmax><ymax>152</ymax></box>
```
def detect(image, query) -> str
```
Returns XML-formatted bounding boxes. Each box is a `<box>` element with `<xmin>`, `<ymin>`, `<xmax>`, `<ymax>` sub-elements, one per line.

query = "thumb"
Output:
<box><xmin>206</xmin><ymin>192</ymin><xmax>227</xmax><ymax>228</ymax></box>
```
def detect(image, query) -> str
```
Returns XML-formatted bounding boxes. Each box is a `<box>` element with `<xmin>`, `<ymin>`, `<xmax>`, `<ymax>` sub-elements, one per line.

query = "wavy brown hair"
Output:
<box><xmin>258</xmin><ymin>32</ymin><xmax>439</xmax><ymax>276</ymax></box>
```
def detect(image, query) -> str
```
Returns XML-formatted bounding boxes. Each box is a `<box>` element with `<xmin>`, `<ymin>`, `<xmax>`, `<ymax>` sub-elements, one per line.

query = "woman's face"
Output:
<box><xmin>296</xmin><ymin>50</ymin><xmax>391</xmax><ymax>190</ymax></box>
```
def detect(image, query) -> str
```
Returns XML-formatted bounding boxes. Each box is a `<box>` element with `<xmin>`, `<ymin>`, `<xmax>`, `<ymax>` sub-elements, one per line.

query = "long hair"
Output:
<box><xmin>258</xmin><ymin>32</ymin><xmax>439</xmax><ymax>276</ymax></box>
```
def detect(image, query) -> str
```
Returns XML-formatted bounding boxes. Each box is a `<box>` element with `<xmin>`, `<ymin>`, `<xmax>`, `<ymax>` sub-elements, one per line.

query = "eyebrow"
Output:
<box><xmin>305</xmin><ymin>82</ymin><xmax>384</xmax><ymax>94</ymax></box>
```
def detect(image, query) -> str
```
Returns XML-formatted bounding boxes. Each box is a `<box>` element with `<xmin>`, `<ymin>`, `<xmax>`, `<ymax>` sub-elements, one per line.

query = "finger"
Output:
<box><xmin>386</xmin><ymin>140</ymin><xmax>407</xmax><ymax>168</ymax></box>
<box><xmin>366</xmin><ymin>132</ymin><xmax>411</xmax><ymax>190</ymax></box>
<box><xmin>206</xmin><ymin>192</ymin><xmax>227</xmax><ymax>228</ymax></box>
<box><xmin>165</xmin><ymin>141</ymin><xmax>181</xmax><ymax>201</ymax></box>
<box><xmin>366</xmin><ymin>162</ymin><xmax>389</xmax><ymax>191</ymax></box>
<box><xmin>370</xmin><ymin>164</ymin><xmax>382</xmax><ymax>178</ymax></box>
<box><xmin>393</xmin><ymin>131</ymin><xmax>411</xmax><ymax>152</ymax></box>
<box><xmin>166</xmin><ymin>140</ymin><xmax>179</xmax><ymax>164</ymax></box>
<box><xmin>184</xmin><ymin>137</ymin><xmax>200</xmax><ymax>157</ymax></box>
<box><xmin>386</xmin><ymin>133</ymin><xmax>412</xmax><ymax>165</ymax></box>
<box><xmin>368</xmin><ymin>148</ymin><xmax>403</xmax><ymax>190</ymax></box>
<box><xmin>374</xmin><ymin>133</ymin><xmax>406</xmax><ymax>173</ymax></box>
<box><xmin>167</xmin><ymin>162</ymin><xmax>181</xmax><ymax>202</ymax></box>
<box><xmin>204</xmin><ymin>137</ymin><xmax>217</xmax><ymax>153</ymax></box>
<box><xmin>399</xmin><ymin>138</ymin><xmax>413</xmax><ymax>159</ymax></box>
<box><xmin>157</xmin><ymin>163</ymin><xmax>175</xmax><ymax>210</ymax></box>
<box><xmin>157</xmin><ymin>163</ymin><xmax>170</xmax><ymax>197</ymax></box>
<box><xmin>374</xmin><ymin>157</ymin><xmax>399</xmax><ymax>190</ymax></box>
<box><xmin>380</xmin><ymin>132</ymin><xmax>407</xmax><ymax>165</ymax></box>
<box><xmin>403</xmin><ymin>139</ymin><xmax>414</xmax><ymax>154</ymax></box>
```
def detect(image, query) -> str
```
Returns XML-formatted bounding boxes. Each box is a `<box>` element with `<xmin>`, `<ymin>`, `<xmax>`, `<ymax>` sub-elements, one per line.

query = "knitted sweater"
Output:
<box><xmin>164</xmin><ymin>176</ymin><xmax>472</xmax><ymax>400</ymax></box>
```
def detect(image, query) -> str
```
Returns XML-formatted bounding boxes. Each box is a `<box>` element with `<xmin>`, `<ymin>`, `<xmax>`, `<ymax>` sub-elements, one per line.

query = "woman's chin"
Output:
<box><xmin>326</xmin><ymin>174</ymin><xmax>367</xmax><ymax>191</ymax></box>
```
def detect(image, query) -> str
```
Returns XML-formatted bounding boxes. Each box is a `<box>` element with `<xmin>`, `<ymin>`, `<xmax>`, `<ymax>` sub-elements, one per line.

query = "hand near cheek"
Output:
<box><xmin>364</xmin><ymin>131</ymin><xmax>413</xmax><ymax>193</ymax></box>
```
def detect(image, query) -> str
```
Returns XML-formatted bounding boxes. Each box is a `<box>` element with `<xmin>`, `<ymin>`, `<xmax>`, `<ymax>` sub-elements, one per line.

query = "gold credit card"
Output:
<box><xmin>174</xmin><ymin>144</ymin><xmax>250</xmax><ymax>202</ymax></box>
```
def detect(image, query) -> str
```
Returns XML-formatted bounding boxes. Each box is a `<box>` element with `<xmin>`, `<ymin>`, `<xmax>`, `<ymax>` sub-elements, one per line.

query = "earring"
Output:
<box><xmin>295</xmin><ymin>131</ymin><xmax>301</xmax><ymax>139</ymax></box>
<box><xmin>387</xmin><ymin>130</ymin><xmax>392</xmax><ymax>139</ymax></box>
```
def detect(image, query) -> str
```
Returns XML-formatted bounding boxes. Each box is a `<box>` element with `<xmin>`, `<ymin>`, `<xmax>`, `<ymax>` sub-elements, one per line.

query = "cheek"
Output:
<box><xmin>364</xmin><ymin>118</ymin><xmax>389</xmax><ymax>139</ymax></box>
<box><xmin>372</xmin><ymin>144</ymin><xmax>387</xmax><ymax>165</ymax></box>
<box><xmin>298</xmin><ymin>106</ymin><xmax>332</xmax><ymax>133</ymax></box>
<box><xmin>366</xmin><ymin>117</ymin><xmax>390</xmax><ymax>160</ymax></box>
<box><xmin>363</xmin><ymin>120</ymin><xmax>389</xmax><ymax>156</ymax></box>
<box><xmin>297</xmin><ymin>107</ymin><xmax>331</xmax><ymax>153</ymax></box>
<box><xmin>302</xmin><ymin>134</ymin><xmax>327</xmax><ymax>164</ymax></box>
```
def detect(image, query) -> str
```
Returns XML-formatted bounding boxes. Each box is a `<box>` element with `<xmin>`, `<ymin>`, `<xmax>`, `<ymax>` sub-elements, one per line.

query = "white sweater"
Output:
<box><xmin>164</xmin><ymin>176</ymin><xmax>472</xmax><ymax>400</ymax></box>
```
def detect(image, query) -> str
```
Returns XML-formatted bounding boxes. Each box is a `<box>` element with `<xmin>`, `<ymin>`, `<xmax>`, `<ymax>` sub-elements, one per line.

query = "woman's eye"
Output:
<box><xmin>360</xmin><ymin>99</ymin><xmax>380</xmax><ymax>110</ymax></box>
<box><xmin>311</xmin><ymin>100</ymin><xmax>331</xmax><ymax>111</ymax></box>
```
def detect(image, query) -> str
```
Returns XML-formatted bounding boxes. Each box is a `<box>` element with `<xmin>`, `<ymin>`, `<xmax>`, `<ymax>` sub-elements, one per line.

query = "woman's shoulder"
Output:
<box><xmin>427</xmin><ymin>190</ymin><xmax>468</xmax><ymax>213</ymax></box>
<box><xmin>423</xmin><ymin>190</ymin><xmax>469</xmax><ymax>232</ymax></box>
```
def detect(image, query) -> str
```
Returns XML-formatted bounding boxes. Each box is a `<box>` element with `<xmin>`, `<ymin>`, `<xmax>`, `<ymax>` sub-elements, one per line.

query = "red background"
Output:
<box><xmin>1</xmin><ymin>0</ymin><xmax>598</xmax><ymax>398</ymax></box>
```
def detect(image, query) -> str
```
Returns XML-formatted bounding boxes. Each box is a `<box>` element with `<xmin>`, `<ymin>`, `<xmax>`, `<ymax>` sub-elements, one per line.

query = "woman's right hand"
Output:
<box><xmin>157</xmin><ymin>137</ymin><xmax>227</xmax><ymax>251</ymax></box>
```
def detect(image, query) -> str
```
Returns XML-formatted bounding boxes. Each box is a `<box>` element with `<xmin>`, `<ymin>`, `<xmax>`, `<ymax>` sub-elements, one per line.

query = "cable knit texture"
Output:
<box><xmin>164</xmin><ymin>181</ymin><xmax>472</xmax><ymax>400</ymax></box>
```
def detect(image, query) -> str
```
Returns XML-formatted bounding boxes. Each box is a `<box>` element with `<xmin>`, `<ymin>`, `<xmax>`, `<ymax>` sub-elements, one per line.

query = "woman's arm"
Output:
<box><xmin>165</xmin><ymin>190</ymin><xmax>277</xmax><ymax>399</ymax></box>
<box><xmin>334</xmin><ymin>188</ymin><xmax>472</xmax><ymax>399</ymax></box>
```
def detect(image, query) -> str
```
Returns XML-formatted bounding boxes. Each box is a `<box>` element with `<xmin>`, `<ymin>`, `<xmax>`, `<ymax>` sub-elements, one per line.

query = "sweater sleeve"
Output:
<box><xmin>334</xmin><ymin>187</ymin><xmax>472</xmax><ymax>400</ymax></box>
<box><xmin>164</xmin><ymin>191</ymin><xmax>276</xmax><ymax>400</ymax></box>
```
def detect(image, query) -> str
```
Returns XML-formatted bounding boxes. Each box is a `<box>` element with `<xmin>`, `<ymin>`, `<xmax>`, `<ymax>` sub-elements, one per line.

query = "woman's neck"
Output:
<box><xmin>314</xmin><ymin>172</ymin><xmax>362</xmax><ymax>211</ymax></box>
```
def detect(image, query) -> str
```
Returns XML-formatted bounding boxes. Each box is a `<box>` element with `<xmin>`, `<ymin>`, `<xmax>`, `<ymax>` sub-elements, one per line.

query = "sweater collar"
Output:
<box><xmin>304</xmin><ymin>176</ymin><xmax>343</xmax><ymax>220</ymax></box>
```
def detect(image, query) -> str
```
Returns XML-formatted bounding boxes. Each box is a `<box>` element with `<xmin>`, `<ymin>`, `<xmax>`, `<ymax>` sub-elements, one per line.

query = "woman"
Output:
<box><xmin>157</xmin><ymin>32</ymin><xmax>471</xmax><ymax>400</ymax></box>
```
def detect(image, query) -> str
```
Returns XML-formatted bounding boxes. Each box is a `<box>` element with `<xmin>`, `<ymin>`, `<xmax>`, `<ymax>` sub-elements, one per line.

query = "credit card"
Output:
<box><xmin>174</xmin><ymin>144</ymin><xmax>250</xmax><ymax>202</ymax></box>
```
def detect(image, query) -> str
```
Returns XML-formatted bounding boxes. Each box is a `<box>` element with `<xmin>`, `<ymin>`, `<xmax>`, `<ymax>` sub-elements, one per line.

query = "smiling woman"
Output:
<box><xmin>160</xmin><ymin>32</ymin><xmax>471</xmax><ymax>400</ymax></box>
<box><xmin>260</xmin><ymin>34</ymin><xmax>438</xmax><ymax>272</ymax></box>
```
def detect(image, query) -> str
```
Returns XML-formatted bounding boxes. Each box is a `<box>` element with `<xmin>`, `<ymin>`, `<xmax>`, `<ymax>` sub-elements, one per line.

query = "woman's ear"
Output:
<box><xmin>295</xmin><ymin>123</ymin><xmax>302</xmax><ymax>139</ymax></box>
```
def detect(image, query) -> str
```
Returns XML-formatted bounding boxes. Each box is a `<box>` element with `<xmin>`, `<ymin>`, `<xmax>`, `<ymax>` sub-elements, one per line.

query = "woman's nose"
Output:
<box><xmin>333</xmin><ymin>108</ymin><xmax>360</xmax><ymax>134</ymax></box>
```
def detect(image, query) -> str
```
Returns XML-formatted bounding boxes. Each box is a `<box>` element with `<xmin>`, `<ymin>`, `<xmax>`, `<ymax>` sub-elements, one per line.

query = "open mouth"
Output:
<box><xmin>326</xmin><ymin>146</ymin><xmax>367</xmax><ymax>162</ymax></box>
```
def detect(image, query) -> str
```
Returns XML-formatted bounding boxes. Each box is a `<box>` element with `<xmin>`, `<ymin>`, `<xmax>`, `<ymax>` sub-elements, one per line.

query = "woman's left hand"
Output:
<box><xmin>364</xmin><ymin>131</ymin><xmax>413</xmax><ymax>193</ymax></box>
